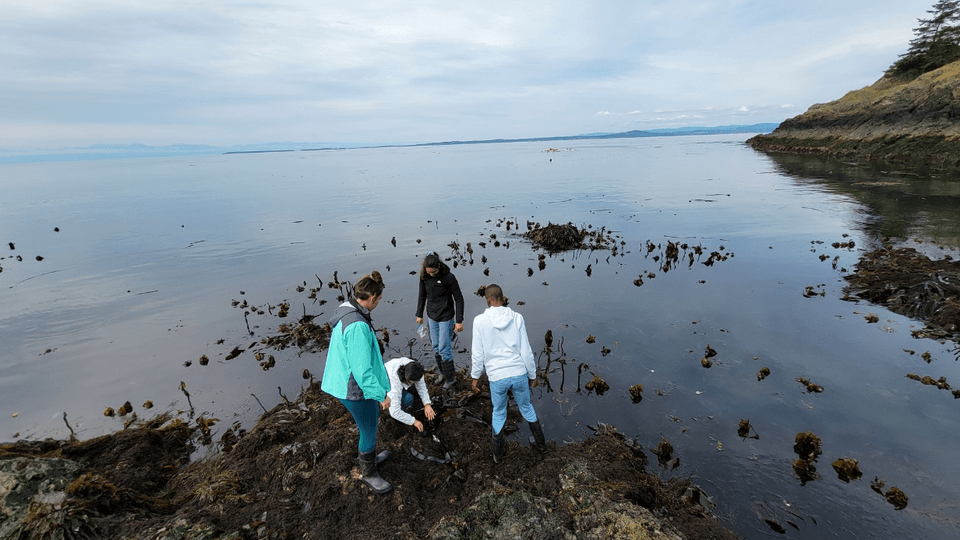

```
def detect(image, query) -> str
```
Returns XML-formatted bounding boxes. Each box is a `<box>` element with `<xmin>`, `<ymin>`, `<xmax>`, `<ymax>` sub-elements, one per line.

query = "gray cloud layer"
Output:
<box><xmin>1</xmin><ymin>1</ymin><xmax>930</xmax><ymax>148</ymax></box>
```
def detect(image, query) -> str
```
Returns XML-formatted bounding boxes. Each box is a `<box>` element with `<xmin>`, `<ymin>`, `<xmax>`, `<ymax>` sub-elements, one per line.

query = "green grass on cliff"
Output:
<box><xmin>748</xmin><ymin>59</ymin><xmax>960</xmax><ymax>173</ymax></box>
<box><xmin>818</xmin><ymin>60</ymin><xmax>960</xmax><ymax>113</ymax></box>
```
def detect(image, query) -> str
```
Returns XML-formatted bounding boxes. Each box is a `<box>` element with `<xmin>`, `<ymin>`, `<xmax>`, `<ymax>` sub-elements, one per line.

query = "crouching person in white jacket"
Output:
<box><xmin>384</xmin><ymin>357</ymin><xmax>436</xmax><ymax>432</ymax></box>
<box><xmin>470</xmin><ymin>284</ymin><xmax>548</xmax><ymax>463</ymax></box>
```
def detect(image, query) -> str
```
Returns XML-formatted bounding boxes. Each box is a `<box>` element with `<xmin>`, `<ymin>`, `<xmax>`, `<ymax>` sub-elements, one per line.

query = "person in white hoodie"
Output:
<box><xmin>384</xmin><ymin>357</ymin><xmax>436</xmax><ymax>432</ymax></box>
<box><xmin>470</xmin><ymin>284</ymin><xmax>547</xmax><ymax>463</ymax></box>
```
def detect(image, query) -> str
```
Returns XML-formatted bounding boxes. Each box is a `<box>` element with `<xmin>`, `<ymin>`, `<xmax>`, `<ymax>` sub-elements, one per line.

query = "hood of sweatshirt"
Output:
<box><xmin>485</xmin><ymin>306</ymin><xmax>515</xmax><ymax>329</ymax></box>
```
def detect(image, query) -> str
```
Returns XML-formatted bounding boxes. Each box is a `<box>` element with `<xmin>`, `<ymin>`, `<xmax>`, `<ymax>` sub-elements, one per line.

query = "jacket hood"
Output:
<box><xmin>485</xmin><ymin>306</ymin><xmax>515</xmax><ymax>330</ymax></box>
<box><xmin>329</xmin><ymin>299</ymin><xmax>370</xmax><ymax>328</ymax></box>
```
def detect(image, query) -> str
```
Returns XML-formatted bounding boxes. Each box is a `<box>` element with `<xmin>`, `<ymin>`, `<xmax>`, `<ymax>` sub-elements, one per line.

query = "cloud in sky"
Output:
<box><xmin>0</xmin><ymin>0</ymin><xmax>932</xmax><ymax>148</ymax></box>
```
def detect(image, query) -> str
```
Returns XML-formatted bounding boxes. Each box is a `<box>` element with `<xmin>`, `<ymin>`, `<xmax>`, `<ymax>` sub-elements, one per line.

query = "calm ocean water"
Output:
<box><xmin>2</xmin><ymin>134</ymin><xmax>959</xmax><ymax>538</ymax></box>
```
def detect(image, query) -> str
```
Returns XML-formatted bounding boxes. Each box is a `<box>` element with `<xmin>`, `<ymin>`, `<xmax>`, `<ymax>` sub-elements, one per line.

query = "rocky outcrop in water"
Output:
<box><xmin>748</xmin><ymin>60</ymin><xmax>960</xmax><ymax>172</ymax></box>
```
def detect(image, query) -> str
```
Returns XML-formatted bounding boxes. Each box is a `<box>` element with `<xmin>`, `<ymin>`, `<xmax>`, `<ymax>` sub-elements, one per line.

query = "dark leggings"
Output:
<box><xmin>339</xmin><ymin>398</ymin><xmax>379</xmax><ymax>454</ymax></box>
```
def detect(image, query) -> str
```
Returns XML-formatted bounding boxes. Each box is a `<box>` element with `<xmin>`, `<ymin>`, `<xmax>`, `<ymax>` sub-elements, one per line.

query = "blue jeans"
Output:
<box><xmin>489</xmin><ymin>374</ymin><xmax>538</xmax><ymax>434</ymax></box>
<box><xmin>339</xmin><ymin>398</ymin><xmax>379</xmax><ymax>454</ymax></box>
<box><xmin>428</xmin><ymin>317</ymin><xmax>455</xmax><ymax>363</ymax></box>
<box><xmin>401</xmin><ymin>389</ymin><xmax>420</xmax><ymax>413</ymax></box>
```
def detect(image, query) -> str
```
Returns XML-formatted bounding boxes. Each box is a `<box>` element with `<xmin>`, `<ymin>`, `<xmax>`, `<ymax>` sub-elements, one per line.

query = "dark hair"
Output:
<box><xmin>354</xmin><ymin>271</ymin><xmax>385</xmax><ymax>300</ymax></box>
<box><xmin>420</xmin><ymin>252</ymin><xmax>442</xmax><ymax>280</ymax></box>
<box><xmin>400</xmin><ymin>362</ymin><xmax>424</xmax><ymax>385</ymax></box>
<box><xmin>484</xmin><ymin>283</ymin><xmax>503</xmax><ymax>302</ymax></box>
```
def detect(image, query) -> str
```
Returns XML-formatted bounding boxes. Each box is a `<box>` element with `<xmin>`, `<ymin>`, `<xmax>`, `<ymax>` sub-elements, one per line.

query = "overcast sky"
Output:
<box><xmin>1</xmin><ymin>1</ymin><xmax>934</xmax><ymax>149</ymax></box>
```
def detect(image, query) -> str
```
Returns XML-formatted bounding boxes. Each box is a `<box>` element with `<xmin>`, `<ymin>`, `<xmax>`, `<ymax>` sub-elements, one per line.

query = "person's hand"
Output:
<box><xmin>472</xmin><ymin>379</ymin><xmax>480</xmax><ymax>392</ymax></box>
<box><xmin>454</xmin><ymin>322</ymin><xmax>464</xmax><ymax>333</ymax></box>
<box><xmin>413</xmin><ymin>420</ymin><xmax>424</xmax><ymax>432</ymax></box>
<box><xmin>416</xmin><ymin>317</ymin><xmax>423</xmax><ymax>325</ymax></box>
<box><xmin>424</xmin><ymin>404</ymin><xmax>436</xmax><ymax>420</ymax></box>
<box><xmin>381</xmin><ymin>396</ymin><xmax>391</xmax><ymax>411</ymax></box>
<box><xmin>530</xmin><ymin>378</ymin><xmax>539</xmax><ymax>388</ymax></box>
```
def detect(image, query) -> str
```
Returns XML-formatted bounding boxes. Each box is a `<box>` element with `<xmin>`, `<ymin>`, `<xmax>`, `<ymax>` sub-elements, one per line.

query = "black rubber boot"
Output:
<box><xmin>375</xmin><ymin>450</ymin><xmax>391</xmax><ymax>464</ymax></box>
<box><xmin>358</xmin><ymin>451</ymin><xmax>393</xmax><ymax>494</ymax></box>
<box><xmin>492</xmin><ymin>430</ymin><xmax>506</xmax><ymax>464</ymax></box>
<box><xmin>433</xmin><ymin>353</ymin><xmax>446</xmax><ymax>384</ymax></box>
<box><xmin>528</xmin><ymin>420</ymin><xmax>548</xmax><ymax>453</ymax></box>
<box><xmin>441</xmin><ymin>361</ymin><xmax>456</xmax><ymax>389</ymax></box>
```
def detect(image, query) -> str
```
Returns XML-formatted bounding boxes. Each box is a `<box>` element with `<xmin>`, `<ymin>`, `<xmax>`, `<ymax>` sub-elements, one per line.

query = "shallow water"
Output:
<box><xmin>2</xmin><ymin>135</ymin><xmax>959</xmax><ymax>538</ymax></box>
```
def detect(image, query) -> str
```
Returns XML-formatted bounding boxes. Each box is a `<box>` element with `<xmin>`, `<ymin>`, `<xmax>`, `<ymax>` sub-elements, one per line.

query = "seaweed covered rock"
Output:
<box><xmin>0</xmin><ymin>387</ymin><xmax>740</xmax><ymax>540</ymax></box>
<box><xmin>524</xmin><ymin>222</ymin><xmax>587</xmax><ymax>252</ymax></box>
<box><xmin>523</xmin><ymin>222</ymin><xmax>616</xmax><ymax>253</ymax></box>
<box><xmin>844</xmin><ymin>246</ymin><xmax>960</xmax><ymax>340</ymax></box>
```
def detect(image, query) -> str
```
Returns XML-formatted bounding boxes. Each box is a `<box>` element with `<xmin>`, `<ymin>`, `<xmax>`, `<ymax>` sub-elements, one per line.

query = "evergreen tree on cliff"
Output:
<box><xmin>887</xmin><ymin>0</ymin><xmax>960</xmax><ymax>79</ymax></box>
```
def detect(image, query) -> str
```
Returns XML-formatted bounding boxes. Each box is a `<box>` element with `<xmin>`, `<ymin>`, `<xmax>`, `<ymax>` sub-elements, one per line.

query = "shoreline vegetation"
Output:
<box><xmin>748</xmin><ymin>60</ymin><xmax>960</xmax><ymax>173</ymax></box>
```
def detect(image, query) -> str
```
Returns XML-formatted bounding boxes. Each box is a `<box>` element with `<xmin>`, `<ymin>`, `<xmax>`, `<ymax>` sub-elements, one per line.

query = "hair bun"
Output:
<box><xmin>371</xmin><ymin>270</ymin><xmax>383</xmax><ymax>284</ymax></box>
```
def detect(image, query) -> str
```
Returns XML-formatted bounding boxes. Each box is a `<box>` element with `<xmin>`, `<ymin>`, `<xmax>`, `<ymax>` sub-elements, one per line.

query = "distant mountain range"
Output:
<box><xmin>410</xmin><ymin>123</ymin><xmax>779</xmax><ymax>147</ymax></box>
<box><xmin>0</xmin><ymin>123</ymin><xmax>779</xmax><ymax>164</ymax></box>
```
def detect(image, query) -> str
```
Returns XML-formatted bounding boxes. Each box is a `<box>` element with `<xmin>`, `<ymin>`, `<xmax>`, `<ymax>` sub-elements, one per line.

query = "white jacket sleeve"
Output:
<box><xmin>516</xmin><ymin>314</ymin><xmax>537</xmax><ymax>379</ymax></box>
<box><xmin>470</xmin><ymin>315</ymin><xmax>486</xmax><ymax>379</ymax></box>
<box><xmin>414</xmin><ymin>377</ymin><xmax>432</xmax><ymax>406</ymax></box>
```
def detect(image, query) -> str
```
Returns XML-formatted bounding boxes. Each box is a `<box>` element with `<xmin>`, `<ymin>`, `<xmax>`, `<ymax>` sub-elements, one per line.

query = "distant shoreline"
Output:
<box><xmin>1</xmin><ymin>123</ymin><xmax>778</xmax><ymax>164</ymax></box>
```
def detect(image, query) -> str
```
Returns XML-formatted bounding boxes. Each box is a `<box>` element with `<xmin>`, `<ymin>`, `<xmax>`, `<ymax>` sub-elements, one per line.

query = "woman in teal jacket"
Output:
<box><xmin>321</xmin><ymin>271</ymin><xmax>392</xmax><ymax>494</ymax></box>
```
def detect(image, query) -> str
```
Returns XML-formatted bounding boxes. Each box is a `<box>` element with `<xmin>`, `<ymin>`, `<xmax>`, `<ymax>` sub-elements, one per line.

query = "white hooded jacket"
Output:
<box><xmin>384</xmin><ymin>357</ymin><xmax>432</xmax><ymax>426</ymax></box>
<box><xmin>470</xmin><ymin>306</ymin><xmax>536</xmax><ymax>383</ymax></box>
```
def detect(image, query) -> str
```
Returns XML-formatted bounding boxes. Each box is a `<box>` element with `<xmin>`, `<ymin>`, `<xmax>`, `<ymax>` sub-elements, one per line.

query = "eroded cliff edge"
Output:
<box><xmin>748</xmin><ymin>60</ymin><xmax>960</xmax><ymax>172</ymax></box>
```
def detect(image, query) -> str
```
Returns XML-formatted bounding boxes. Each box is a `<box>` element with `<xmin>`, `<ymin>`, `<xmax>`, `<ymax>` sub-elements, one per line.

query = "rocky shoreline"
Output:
<box><xmin>748</xmin><ymin>60</ymin><xmax>960</xmax><ymax>172</ymax></box>
<box><xmin>0</xmin><ymin>377</ymin><xmax>740</xmax><ymax>540</ymax></box>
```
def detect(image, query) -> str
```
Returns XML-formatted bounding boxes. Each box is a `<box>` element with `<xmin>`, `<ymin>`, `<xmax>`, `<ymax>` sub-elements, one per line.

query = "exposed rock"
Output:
<box><xmin>748</xmin><ymin>60</ymin><xmax>960</xmax><ymax>172</ymax></box>
<box><xmin>0</xmin><ymin>457</ymin><xmax>85</xmax><ymax>539</ymax></box>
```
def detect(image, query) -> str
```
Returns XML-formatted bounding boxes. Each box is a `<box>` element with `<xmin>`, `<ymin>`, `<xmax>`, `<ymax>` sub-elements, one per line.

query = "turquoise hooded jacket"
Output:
<box><xmin>321</xmin><ymin>300</ymin><xmax>390</xmax><ymax>402</ymax></box>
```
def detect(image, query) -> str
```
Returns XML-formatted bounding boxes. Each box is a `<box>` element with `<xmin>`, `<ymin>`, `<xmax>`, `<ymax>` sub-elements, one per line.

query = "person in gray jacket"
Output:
<box><xmin>321</xmin><ymin>271</ymin><xmax>392</xmax><ymax>494</ymax></box>
<box><xmin>470</xmin><ymin>284</ymin><xmax>547</xmax><ymax>463</ymax></box>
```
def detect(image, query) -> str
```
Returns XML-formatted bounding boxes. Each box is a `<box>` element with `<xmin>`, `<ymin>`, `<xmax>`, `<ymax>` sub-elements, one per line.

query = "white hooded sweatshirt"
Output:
<box><xmin>470</xmin><ymin>306</ymin><xmax>536</xmax><ymax>383</ymax></box>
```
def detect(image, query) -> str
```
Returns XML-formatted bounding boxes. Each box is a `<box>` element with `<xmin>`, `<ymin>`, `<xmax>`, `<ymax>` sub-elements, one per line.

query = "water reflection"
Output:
<box><xmin>766</xmin><ymin>152</ymin><xmax>960</xmax><ymax>248</ymax></box>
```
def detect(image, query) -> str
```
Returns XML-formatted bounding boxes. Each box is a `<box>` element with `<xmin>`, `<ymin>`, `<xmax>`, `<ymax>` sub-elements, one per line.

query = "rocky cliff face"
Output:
<box><xmin>748</xmin><ymin>60</ymin><xmax>960</xmax><ymax>172</ymax></box>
